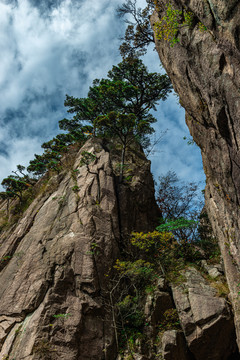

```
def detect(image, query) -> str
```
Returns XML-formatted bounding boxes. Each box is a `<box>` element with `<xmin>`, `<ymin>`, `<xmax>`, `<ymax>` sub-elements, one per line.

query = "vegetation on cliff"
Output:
<box><xmin>0</xmin><ymin>2</ymin><xmax>229</xmax><ymax>359</ymax></box>
<box><xmin>109</xmin><ymin>194</ymin><xmax>220</xmax><ymax>357</ymax></box>
<box><xmin>117</xmin><ymin>0</ymin><xmax>207</xmax><ymax>56</ymax></box>
<box><xmin>0</xmin><ymin>57</ymin><xmax>171</xmax><ymax>210</ymax></box>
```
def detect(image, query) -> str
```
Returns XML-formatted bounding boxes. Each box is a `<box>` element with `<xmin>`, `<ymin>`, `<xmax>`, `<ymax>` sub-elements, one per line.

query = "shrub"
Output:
<box><xmin>158</xmin><ymin>308</ymin><xmax>181</xmax><ymax>331</ymax></box>
<box><xmin>154</xmin><ymin>3</ymin><xmax>184</xmax><ymax>46</ymax></box>
<box><xmin>130</xmin><ymin>231</ymin><xmax>176</xmax><ymax>274</ymax></box>
<box><xmin>156</xmin><ymin>218</ymin><xmax>197</xmax><ymax>233</ymax></box>
<box><xmin>114</xmin><ymin>259</ymin><xmax>155</xmax><ymax>285</ymax></box>
<box><xmin>154</xmin><ymin>3</ymin><xmax>206</xmax><ymax>46</ymax></box>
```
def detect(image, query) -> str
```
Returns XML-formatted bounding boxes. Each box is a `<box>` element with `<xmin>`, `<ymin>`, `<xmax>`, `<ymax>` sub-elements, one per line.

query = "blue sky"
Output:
<box><xmin>0</xmin><ymin>0</ymin><xmax>205</xmax><ymax>191</ymax></box>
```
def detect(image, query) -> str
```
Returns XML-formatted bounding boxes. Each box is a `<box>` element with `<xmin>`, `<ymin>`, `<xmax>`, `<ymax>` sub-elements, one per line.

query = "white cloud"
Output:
<box><xmin>0</xmin><ymin>0</ymin><xmax>124</xmax><ymax>112</ymax></box>
<box><xmin>0</xmin><ymin>0</ymin><xmax>124</xmax><ymax>187</ymax></box>
<box><xmin>0</xmin><ymin>0</ymin><xmax>205</xmax><ymax>193</ymax></box>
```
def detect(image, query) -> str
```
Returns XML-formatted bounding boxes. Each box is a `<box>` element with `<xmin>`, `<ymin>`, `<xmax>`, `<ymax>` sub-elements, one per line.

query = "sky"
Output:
<box><xmin>0</xmin><ymin>0</ymin><xmax>205</xmax><ymax>192</ymax></box>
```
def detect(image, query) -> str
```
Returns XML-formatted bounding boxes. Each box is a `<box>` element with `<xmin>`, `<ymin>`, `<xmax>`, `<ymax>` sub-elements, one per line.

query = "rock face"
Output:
<box><xmin>121</xmin><ymin>265</ymin><xmax>236</xmax><ymax>360</ymax></box>
<box><xmin>0</xmin><ymin>139</ymin><xmax>159</xmax><ymax>359</ymax></box>
<box><xmin>172</xmin><ymin>267</ymin><xmax>236</xmax><ymax>359</ymax></box>
<box><xmin>161</xmin><ymin>330</ymin><xmax>189</xmax><ymax>360</ymax></box>
<box><xmin>0</xmin><ymin>137</ymin><xmax>238</xmax><ymax>359</ymax></box>
<box><xmin>151</xmin><ymin>0</ymin><xmax>240</xmax><ymax>349</ymax></box>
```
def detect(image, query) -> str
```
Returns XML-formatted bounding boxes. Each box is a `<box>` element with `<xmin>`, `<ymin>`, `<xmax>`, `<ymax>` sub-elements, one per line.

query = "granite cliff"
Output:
<box><xmin>1</xmin><ymin>0</ymin><xmax>240</xmax><ymax>354</ymax></box>
<box><xmin>0</xmin><ymin>139</ymin><xmax>159</xmax><ymax>359</ymax></box>
<box><xmin>0</xmin><ymin>137</ymin><xmax>238</xmax><ymax>359</ymax></box>
<box><xmin>151</xmin><ymin>0</ymin><xmax>240</xmax><ymax>352</ymax></box>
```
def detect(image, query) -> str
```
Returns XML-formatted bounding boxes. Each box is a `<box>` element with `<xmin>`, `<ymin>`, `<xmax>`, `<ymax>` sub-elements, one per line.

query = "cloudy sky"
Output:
<box><xmin>0</xmin><ymin>0</ymin><xmax>205</xmax><ymax>191</ymax></box>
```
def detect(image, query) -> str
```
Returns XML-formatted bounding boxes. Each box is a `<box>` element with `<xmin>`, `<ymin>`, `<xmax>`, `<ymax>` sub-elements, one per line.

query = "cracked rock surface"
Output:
<box><xmin>0</xmin><ymin>138</ymin><xmax>159</xmax><ymax>359</ymax></box>
<box><xmin>171</xmin><ymin>267</ymin><xmax>236</xmax><ymax>359</ymax></box>
<box><xmin>151</xmin><ymin>0</ymin><xmax>240</xmax><ymax>349</ymax></box>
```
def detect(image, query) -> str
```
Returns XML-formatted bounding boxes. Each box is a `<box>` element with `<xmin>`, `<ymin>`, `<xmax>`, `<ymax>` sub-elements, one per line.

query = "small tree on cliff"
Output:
<box><xmin>1</xmin><ymin>176</ymin><xmax>31</xmax><ymax>204</ymax></box>
<box><xmin>59</xmin><ymin>58</ymin><xmax>172</xmax><ymax>137</ymax></box>
<box><xmin>117</xmin><ymin>0</ymin><xmax>155</xmax><ymax>58</ymax></box>
<box><xmin>0</xmin><ymin>164</ymin><xmax>36</xmax><ymax>208</ymax></box>
<box><xmin>60</xmin><ymin>58</ymin><xmax>171</xmax><ymax>182</ymax></box>
<box><xmin>156</xmin><ymin>171</ymin><xmax>202</xmax><ymax>241</ymax></box>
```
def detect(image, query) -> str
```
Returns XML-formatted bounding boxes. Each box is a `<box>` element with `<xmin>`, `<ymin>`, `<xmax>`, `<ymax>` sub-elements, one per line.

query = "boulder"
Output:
<box><xmin>161</xmin><ymin>330</ymin><xmax>190</xmax><ymax>360</ymax></box>
<box><xmin>201</xmin><ymin>260</ymin><xmax>224</xmax><ymax>279</ymax></box>
<box><xmin>171</xmin><ymin>267</ymin><xmax>237</xmax><ymax>359</ymax></box>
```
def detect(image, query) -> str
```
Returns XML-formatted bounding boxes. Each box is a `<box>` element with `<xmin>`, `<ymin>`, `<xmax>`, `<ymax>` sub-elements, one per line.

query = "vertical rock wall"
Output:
<box><xmin>0</xmin><ymin>139</ymin><xmax>159</xmax><ymax>359</ymax></box>
<box><xmin>151</xmin><ymin>0</ymin><xmax>240</xmax><ymax>348</ymax></box>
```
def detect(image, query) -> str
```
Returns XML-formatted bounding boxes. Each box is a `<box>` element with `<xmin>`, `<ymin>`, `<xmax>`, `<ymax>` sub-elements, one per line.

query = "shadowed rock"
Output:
<box><xmin>161</xmin><ymin>330</ymin><xmax>190</xmax><ymax>360</ymax></box>
<box><xmin>151</xmin><ymin>0</ymin><xmax>240</xmax><ymax>350</ymax></box>
<box><xmin>172</xmin><ymin>267</ymin><xmax>236</xmax><ymax>359</ymax></box>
